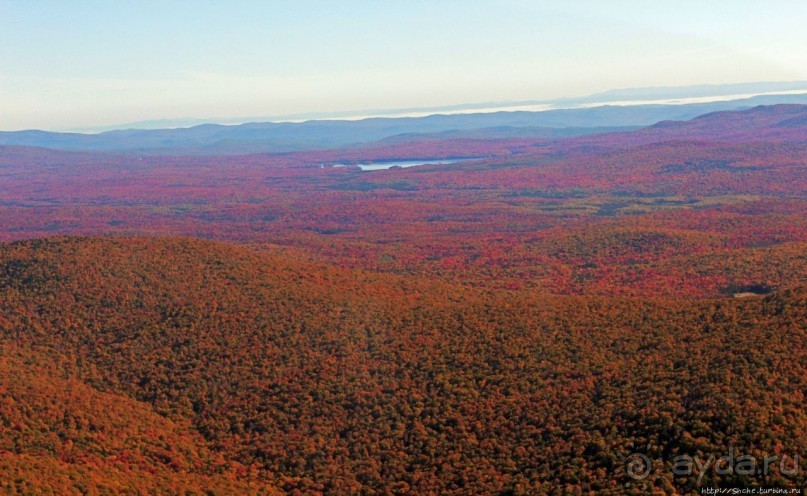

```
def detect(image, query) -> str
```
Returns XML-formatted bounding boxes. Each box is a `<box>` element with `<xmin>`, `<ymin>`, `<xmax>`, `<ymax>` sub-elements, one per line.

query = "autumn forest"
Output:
<box><xmin>0</xmin><ymin>104</ymin><xmax>805</xmax><ymax>494</ymax></box>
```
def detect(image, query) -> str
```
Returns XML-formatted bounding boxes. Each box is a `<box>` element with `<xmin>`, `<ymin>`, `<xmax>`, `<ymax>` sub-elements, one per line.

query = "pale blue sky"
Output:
<box><xmin>1</xmin><ymin>0</ymin><xmax>806</xmax><ymax>130</ymax></box>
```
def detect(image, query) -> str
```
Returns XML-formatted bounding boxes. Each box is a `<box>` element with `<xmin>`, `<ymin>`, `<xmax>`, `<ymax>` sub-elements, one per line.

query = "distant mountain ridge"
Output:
<box><xmin>2</xmin><ymin>92</ymin><xmax>807</xmax><ymax>156</ymax></box>
<box><xmin>68</xmin><ymin>80</ymin><xmax>807</xmax><ymax>132</ymax></box>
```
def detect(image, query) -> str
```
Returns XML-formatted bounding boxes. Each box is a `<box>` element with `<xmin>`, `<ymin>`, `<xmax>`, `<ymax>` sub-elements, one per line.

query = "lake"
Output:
<box><xmin>330</xmin><ymin>158</ymin><xmax>477</xmax><ymax>171</ymax></box>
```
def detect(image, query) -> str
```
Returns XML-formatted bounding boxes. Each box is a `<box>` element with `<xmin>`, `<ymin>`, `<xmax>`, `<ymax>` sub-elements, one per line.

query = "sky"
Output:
<box><xmin>1</xmin><ymin>0</ymin><xmax>806</xmax><ymax>131</ymax></box>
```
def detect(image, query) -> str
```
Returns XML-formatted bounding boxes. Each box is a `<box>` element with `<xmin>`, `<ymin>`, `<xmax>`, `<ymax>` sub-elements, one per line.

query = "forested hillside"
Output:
<box><xmin>1</xmin><ymin>237</ymin><xmax>804</xmax><ymax>494</ymax></box>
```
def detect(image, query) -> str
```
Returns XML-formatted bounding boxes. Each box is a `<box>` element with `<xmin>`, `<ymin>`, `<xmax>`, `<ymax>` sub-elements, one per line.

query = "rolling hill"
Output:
<box><xmin>0</xmin><ymin>105</ymin><xmax>804</xmax><ymax>299</ymax></box>
<box><xmin>0</xmin><ymin>236</ymin><xmax>804</xmax><ymax>494</ymax></box>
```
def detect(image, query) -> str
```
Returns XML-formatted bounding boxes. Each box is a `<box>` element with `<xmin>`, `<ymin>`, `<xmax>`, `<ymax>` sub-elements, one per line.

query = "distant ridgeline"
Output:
<box><xmin>1</xmin><ymin>92</ymin><xmax>806</xmax><ymax>155</ymax></box>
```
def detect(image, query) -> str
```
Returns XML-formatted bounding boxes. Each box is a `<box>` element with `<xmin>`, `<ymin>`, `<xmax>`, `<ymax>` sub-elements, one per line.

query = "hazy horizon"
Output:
<box><xmin>2</xmin><ymin>0</ymin><xmax>807</xmax><ymax>131</ymax></box>
<box><xmin>67</xmin><ymin>84</ymin><xmax>807</xmax><ymax>134</ymax></box>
